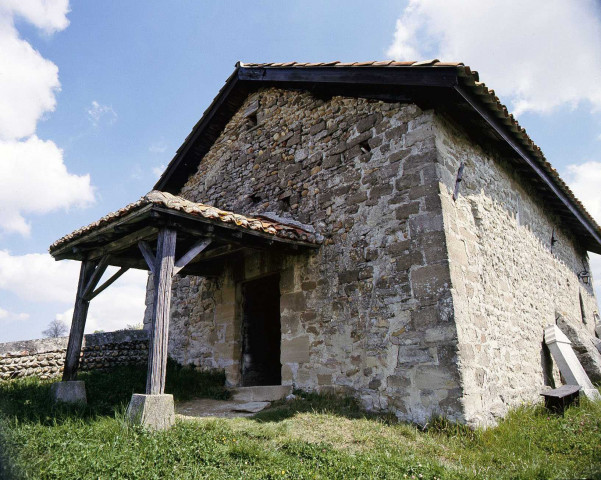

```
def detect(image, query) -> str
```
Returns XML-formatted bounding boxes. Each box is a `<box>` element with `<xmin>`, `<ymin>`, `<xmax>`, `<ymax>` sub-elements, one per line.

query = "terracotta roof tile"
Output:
<box><xmin>50</xmin><ymin>191</ymin><xmax>321</xmax><ymax>253</ymax></box>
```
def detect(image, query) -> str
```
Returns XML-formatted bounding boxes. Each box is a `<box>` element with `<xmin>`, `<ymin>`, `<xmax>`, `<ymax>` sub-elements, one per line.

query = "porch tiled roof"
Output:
<box><xmin>49</xmin><ymin>190</ymin><xmax>321</xmax><ymax>253</ymax></box>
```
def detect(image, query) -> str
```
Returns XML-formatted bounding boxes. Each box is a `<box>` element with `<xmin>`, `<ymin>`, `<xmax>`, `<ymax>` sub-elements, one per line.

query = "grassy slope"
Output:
<box><xmin>0</xmin><ymin>366</ymin><xmax>599</xmax><ymax>480</ymax></box>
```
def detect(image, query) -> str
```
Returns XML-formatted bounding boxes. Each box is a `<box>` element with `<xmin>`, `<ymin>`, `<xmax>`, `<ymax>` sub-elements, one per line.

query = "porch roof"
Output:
<box><xmin>49</xmin><ymin>190</ymin><xmax>321</xmax><ymax>276</ymax></box>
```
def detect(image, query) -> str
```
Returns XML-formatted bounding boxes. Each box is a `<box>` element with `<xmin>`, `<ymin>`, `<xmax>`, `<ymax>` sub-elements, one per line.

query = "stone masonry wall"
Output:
<box><xmin>434</xmin><ymin>114</ymin><xmax>601</xmax><ymax>425</ymax></box>
<box><xmin>0</xmin><ymin>330</ymin><xmax>149</xmax><ymax>380</ymax></box>
<box><xmin>163</xmin><ymin>87</ymin><xmax>463</xmax><ymax>424</ymax></box>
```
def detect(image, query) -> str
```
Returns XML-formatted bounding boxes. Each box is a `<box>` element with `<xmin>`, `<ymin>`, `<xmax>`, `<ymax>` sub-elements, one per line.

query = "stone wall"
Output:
<box><xmin>162</xmin><ymin>87</ymin><xmax>464</xmax><ymax>424</ymax></box>
<box><xmin>434</xmin><ymin>114</ymin><xmax>601</xmax><ymax>425</ymax></box>
<box><xmin>0</xmin><ymin>330</ymin><xmax>149</xmax><ymax>380</ymax></box>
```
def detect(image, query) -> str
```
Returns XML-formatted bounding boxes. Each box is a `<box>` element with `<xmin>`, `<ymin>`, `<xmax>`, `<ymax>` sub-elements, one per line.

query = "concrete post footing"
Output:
<box><xmin>126</xmin><ymin>393</ymin><xmax>175</xmax><ymax>431</ymax></box>
<box><xmin>50</xmin><ymin>380</ymin><xmax>87</xmax><ymax>404</ymax></box>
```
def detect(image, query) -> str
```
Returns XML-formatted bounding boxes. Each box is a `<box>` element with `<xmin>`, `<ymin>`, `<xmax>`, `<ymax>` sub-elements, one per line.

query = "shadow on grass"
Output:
<box><xmin>0</xmin><ymin>360</ymin><xmax>230</xmax><ymax>426</ymax></box>
<box><xmin>250</xmin><ymin>390</ymin><xmax>398</xmax><ymax>424</ymax></box>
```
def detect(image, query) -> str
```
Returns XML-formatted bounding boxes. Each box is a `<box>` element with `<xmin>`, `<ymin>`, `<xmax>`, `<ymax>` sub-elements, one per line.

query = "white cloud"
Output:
<box><xmin>0</xmin><ymin>136</ymin><xmax>94</xmax><ymax>235</ymax></box>
<box><xmin>564</xmin><ymin>160</ymin><xmax>601</xmax><ymax>304</ymax></box>
<box><xmin>0</xmin><ymin>308</ymin><xmax>29</xmax><ymax>321</ymax></box>
<box><xmin>56</xmin><ymin>273</ymin><xmax>147</xmax><ymax>333</ymax></box>
<box><xmin>87</xmin><ymin>101</ymin><xmax>117</xmax><ymax>127</ymax></box>
<box><xmin>565</xmin><ymin>161</ymin><xmax>601</xmax><ymax>222</ymax></box>
<box><xmin>0</xmin><ymin>0</ymin><xmax>70</xmax><ymax>34</ymax></box>
<box><xmin>0</xmin><ymin>250</ymin><xmax>79</xmax><ymax>303</ymax></box>
<box><xmin>0</xmin><ymin>1</ymin><xmax>70</xmax><ymax>140</ymax></box>
<box><xmin>0</xmin><ymin>19</ymin><xmax>61</xmax><ymax>140</ymax></box>
<box><xmin>0</xmin><ymin>1</ymin><xmax>95</xmax><ymax>236</ymax></box>
<box><xmin>0</xmin><ymin>250</ymin><xmax>147</xmax><ymax>333</ymax></box>
<box><xmin>386</xmin><ymin>0</ymin><xmax>601</xmax><ymax>115</ymax></box>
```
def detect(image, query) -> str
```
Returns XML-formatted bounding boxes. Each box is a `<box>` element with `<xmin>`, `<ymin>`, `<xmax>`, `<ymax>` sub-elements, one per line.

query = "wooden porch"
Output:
<box><xmin>49</xmin><ymin>191</ymin><xmax>320</xmax><ymax>429</ymax></box>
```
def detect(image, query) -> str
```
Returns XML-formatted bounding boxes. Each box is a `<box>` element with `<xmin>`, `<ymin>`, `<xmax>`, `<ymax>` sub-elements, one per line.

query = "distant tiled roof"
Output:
<box><xmin>238</xmin><ymin>60</ymin><xmax>461</xmax><ymax>67</ymax></box>
<box><xmin>50</xmin><ymin>191</ymin><xmax>321</xmax><ymax>253</ymax></box>
<box><xmin>235</xmin><ymin>60</ymin><xmax>600</xmax><ymax>236</ymax></box>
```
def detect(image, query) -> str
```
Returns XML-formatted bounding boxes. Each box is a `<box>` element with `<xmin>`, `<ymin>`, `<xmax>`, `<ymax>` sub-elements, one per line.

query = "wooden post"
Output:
<box><xmin>146</xmin><ymin>228</ymin><xmax>177</xmax><ymax>395</ymax></box>
<box><xmin>62</xmin><ymin>260</ymin><xmax>96</xmax><ymax>381</ymax></box>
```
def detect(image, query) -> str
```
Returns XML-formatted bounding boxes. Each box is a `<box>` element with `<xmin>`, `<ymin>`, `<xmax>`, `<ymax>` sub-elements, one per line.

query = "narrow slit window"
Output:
<box><xmin>246</xmin><ymin>112</ymin><xmax>258</xmax><ymax>128</ymax></box>
<box><xmin>243</xmin><ymin>100</ymin><xmax>259</xmax><ymax>130</ymax></box>
<box><xmin>579</xmin><ymin>291</ymin><xmax>588</xmax><ymax>324</ymax></box>
<box><xmin>359</xmin><ymin>140</ymin><xmax>372</xmax><ymax>154</ymax></box>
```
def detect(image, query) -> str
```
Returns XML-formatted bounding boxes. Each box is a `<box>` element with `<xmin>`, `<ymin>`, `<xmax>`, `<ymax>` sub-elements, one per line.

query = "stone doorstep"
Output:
<box><xmin>230</xmin><ymin>385</ymin><xmax>292</xmax><ymax>402</ymax></box>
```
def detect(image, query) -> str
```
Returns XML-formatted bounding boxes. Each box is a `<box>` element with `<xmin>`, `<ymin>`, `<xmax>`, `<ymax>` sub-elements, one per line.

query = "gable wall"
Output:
<box><xmin>434</xmin><ymin>114</ymin><xmax>601</xmax><ymax>426</ymax></box>
<box><xmin>161</xmin><ymin>87</ymin><xmax>465</xmax><ymax>423</ymax></box>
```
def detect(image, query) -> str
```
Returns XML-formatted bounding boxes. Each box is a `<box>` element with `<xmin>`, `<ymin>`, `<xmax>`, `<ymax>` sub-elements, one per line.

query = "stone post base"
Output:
<box><xmin>50</xmin><ymin>381</ymin><xmax>87</xmax><ymax>404</ymax></box>
<box><xmin>126</xmin><ymin>393</ymin><xmax>175</xmax><ymax>431</ymax></box>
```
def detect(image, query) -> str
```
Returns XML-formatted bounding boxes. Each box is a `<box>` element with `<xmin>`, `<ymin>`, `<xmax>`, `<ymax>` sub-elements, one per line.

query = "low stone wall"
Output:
<box><xmin>0</xmin><ymin>330</ymin><xmax>149</xmax><ymax>380</ymax></box>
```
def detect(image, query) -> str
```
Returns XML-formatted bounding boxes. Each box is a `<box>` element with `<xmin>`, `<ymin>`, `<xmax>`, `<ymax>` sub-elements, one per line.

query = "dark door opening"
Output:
<box><xmin>241</xmin><ymin>274</ymin><xmax>282</xmax><ymax>386</ymax></box>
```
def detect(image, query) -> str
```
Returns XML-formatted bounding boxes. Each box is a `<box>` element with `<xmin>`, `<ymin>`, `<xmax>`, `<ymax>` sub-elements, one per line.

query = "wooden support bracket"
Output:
<box><xmin>173</xmin><ymin>239</ymin><xmax>212</xmax><ymax>276</ymax></box>
<box><xmin>138</xmin><ymin>241</ymin><xmax>156</xmax><ymax>275</ymax></box>
<box><xmin>81</xmin><ymin>256</ymin><xmax>110</xmax><ymax>300</ymax></box>
<box><xmin>84</xmin><ymin>267</ymin><xmax>129</xmax><ymax>301</ymax></box>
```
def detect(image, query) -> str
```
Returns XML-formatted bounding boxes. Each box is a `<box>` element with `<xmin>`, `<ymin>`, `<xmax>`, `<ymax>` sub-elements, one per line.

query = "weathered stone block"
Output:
<box><xmin>50</xmin><ymin>381</ymin><xmax>87</xmax><ymax>404</ymax></box>
<box><xmin>395</xmin><ymin>251</ymin><xmax>424</xmax><ymax>272</ymax></box>
<box><xmin>411</xmin><ymin>264</ymin><xmax>451</xmax><ymax>299</ymax></box>
<box><xmin>338</xmin><ymin>270</ymin><xmax>359</xmax><ymax>284</ymax></box>
<box><xmin>398</xmin><ymin>345</ymin><xmax>435</xmax><ymax>365</ymax></box>
<box><xmin>395</xmin><ymin>202</ymin><xmax>420</xmax><ymax>220</ymax></box>
<box><xmin>126</xmin><ymin>394</ymin><xmax>175</xmax><ymax>431</ymax></box>
<box><xmin>281</xmin><ymin>292</ymin><xmax>306</xmax><ymax>311</ymax></box>
<box><xmin>356</xmin><ymin>114</ymin><xmax>378</xmax><ymax>133</ymax></box>
<box><xmin>408</xmin><ymin>213</ymin><xmax>444</xmax><ymax>236</ymax></box>
<box><xmin>281</xmin><ymin>336</ymin><xmax>310</xmax><ymax>363</ymax></box>
<box><xmin>413</xmin><ymin>367</ymin><xmax>458</xmax><ymax>390</ymax></box>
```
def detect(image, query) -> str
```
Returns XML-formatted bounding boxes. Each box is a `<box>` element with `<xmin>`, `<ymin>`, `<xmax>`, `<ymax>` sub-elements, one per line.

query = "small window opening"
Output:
<box><xmin>550</xmin><ymin>228</ymin><xmax>558</xmax><ymax>253</ymax></box>
<box><xmin>278</xmin><ymin>195</ymin><xmax>291</xmax><ymax>212</ymax></box>
<box><xmin>243</xmin><ymin>100</ymin><xmax>259</xmax><ymax>130</ymax></box>
<box><xmin>579</xmin><ymin>291</ymin><xmax>588</xmax><ymax>324</ymax></box>
<box><xmin>246</xmin><ymin>113</ymin><xmax>258</xmax><ymax>129</ymax></box>
<box><xmin>249</xmin><ymin>192</ymin><xmax>262</xmax><ymax>204</ymax></box>
<box><xmin>359</xmin><ymin>140</ymin><xmax>372</xmax><ymax>154</ymax></box>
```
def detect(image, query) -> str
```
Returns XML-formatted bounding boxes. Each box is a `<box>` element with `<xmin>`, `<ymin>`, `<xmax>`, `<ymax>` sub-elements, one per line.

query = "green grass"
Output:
<box><xmin>0</xmin><ymin>367</ymin><xmax>599</xmax><ymax>480</ymax></box>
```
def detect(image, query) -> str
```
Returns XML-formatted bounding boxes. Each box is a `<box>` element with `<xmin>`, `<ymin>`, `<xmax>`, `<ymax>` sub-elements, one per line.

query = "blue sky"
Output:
<box><xmin>1</xmin><ymin>0</ymin><xmax>601</xmax><ymax>341</ymax></box>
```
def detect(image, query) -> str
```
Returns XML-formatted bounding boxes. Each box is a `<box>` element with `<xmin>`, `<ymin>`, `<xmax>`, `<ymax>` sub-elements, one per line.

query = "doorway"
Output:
<box><xmin>241</xmin><ymin>274</ymin><xmax>282</xmax><ymax>386</ymax></box>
